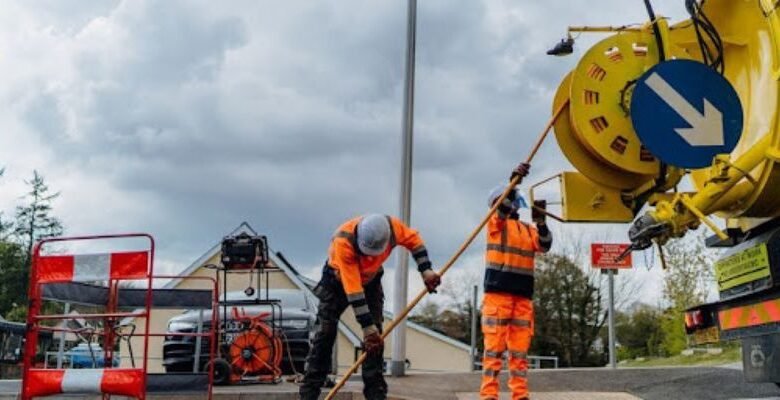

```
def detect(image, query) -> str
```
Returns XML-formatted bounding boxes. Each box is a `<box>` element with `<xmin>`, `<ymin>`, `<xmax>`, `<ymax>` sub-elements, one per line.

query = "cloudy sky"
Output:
<box><xmin>0</xmin><ymin>1</ymin><xmax>698</xmax><ymax>309</ymax></box>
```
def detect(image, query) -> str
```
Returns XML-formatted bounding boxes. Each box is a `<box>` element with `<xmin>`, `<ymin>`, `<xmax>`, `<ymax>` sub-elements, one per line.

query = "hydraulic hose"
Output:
<box><xmin>644</xmin><ymin>0</ymin><xmax>666</xmax><ymax>61</ymax></box>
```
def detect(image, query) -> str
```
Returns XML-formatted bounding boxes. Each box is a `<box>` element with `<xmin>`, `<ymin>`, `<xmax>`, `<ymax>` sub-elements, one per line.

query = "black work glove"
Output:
<box><xmin>363</xmin><ymin>330</ymin><xmax>383</xmax><ymax>355</ymax></box>
<box><xmin>421</xmin><ymin>269</ymin><xmax>441</xmax><ymax>293</ymax></box>
<box><xmin>510</xmin><ymin>162</ymin><xmax>531</xmax><ymax>184</ymax></box>
<box><xmin>532</xmin><ymin>200</ymin><xmax>547</xmax><ymax>224</ymax></box>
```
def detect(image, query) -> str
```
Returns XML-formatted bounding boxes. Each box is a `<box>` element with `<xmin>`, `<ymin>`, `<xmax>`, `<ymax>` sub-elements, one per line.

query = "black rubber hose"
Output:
<box><xmin>632</xmin><ymin>1</ymin><xmax>669</xmax><ymax>214</ymax></box>
<box><xmin>644</xmin><ymin>0</ymin><xmax>666</xmax><ymax>61</ymax></box>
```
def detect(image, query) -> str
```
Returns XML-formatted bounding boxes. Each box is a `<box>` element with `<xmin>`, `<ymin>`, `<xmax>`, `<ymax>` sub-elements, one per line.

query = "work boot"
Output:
<box><xmin>363</xmin><ymin>390</ymin><xmax>387</xmax><ymax>400</ymax></box>
<box><xmin>362</xmin><ymin>376</ymin><xmax>388</xmax><ymax>400</ymax></box>
<box><xmin>298</xmin><ymin>385</ymin><xmax>321</xmax><ymax>400</ymax></box>
<box><xmin>298</xmin><ymin>370</ymin><xmax>327</xmax><ymax>400</ymax></box>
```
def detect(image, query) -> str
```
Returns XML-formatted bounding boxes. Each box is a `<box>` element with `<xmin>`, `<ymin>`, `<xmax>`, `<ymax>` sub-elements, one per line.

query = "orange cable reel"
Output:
<box><xmin>227</xmin><ymin>307</ymin><xmax>283</xmax><ymax>382</ymax></box>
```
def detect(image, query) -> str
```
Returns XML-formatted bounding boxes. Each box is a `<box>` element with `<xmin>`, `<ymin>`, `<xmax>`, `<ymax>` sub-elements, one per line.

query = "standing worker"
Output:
<box><xmin>300</xmin><ymin>214</ymin><xmax>441</xmax><ymax>400</ymax></box>
<box><xmin>480</xmin><ymin>163</ymin><xmax>552</xmax><ymax>400</ymax></box>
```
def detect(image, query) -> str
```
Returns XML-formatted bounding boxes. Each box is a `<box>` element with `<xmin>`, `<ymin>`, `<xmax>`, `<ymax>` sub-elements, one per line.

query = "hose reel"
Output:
<box><xmin>221</xmin><ymin>307</ymin><xmax>283</xmax><ymax>384</ymax></box>
<box><xmin>555</xmin><ymin>29</ymin><xmax>694</xmax><ymax>190</ymax></box>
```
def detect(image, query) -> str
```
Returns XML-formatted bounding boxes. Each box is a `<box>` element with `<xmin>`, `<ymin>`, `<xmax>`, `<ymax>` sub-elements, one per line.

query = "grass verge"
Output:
<box><xmin>621</xmin><ymin>346</ymin><xmax>741</xmax><ymax>367</ymax></box>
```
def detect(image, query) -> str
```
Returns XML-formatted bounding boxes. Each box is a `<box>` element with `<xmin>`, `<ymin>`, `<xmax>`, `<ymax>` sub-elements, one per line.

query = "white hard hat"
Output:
<box><xmin>487</xmin><ymin>185</ymin><xmax>527</xmax><ymax>209</ymax></box>
<box><xmin>357</xmin><ymin>214</ymin><xmax>391</xmax><ymax>256</ymax></box>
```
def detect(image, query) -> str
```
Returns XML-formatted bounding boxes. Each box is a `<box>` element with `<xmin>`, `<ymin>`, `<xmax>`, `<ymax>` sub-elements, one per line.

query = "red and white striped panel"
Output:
<box><xmin>25</xmin><ymin>368</ymin><xmax>144</xmax><ymax>398</ymax></box>
<box><xmin>36</xmin><ymin>251</ymin><xmax>149</xmax><ymax>283</ymax></box>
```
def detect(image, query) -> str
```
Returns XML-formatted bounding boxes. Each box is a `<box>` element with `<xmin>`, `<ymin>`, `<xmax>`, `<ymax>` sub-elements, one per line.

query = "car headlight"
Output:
<box><xmin>167</xmin><ymin>321</ymin><xmax>197</xmax><ymax>333</ymax></box>
<box><xmin>280</xmin><ymin>319</ymin><xmax>308</xmax><ymax>330</ymax></box>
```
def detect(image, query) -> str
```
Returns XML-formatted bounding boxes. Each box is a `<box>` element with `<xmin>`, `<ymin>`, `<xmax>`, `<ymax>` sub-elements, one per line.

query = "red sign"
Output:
<box><xmin>591</xmin><ymin>243</ymin><xmax>632</xmax><ymax>269</ymax></box>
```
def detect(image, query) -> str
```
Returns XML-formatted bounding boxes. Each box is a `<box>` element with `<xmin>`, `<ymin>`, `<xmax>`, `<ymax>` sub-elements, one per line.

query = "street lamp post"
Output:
<box><xmin>391</xmin><ymin>0</ymin><xmax>418</xmax><ymax>378</ymax></box>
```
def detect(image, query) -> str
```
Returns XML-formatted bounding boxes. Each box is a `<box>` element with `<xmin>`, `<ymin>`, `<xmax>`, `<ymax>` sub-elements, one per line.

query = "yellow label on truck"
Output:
<box><xmin>715</xmin><ymin>243</ymin><xmax>771</xmax><ymax>291</ymax></box>
<box><xmin>691</xmin><ymin>326</ymin><xmax>720</xmax><ymax>346</ymax></box>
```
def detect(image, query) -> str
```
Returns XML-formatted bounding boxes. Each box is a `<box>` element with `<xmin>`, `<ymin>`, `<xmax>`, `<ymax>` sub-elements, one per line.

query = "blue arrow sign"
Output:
<box><xmin>631</xmin><ymin>59</ymin><xmax>743</xmax><ymax>169</ymax></box>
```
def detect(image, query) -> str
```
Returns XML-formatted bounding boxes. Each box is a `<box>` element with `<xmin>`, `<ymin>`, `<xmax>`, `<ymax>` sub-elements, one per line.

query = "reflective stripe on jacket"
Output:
<box><xmin>484</xmin><ymin>215</ymin><xmax>544</xmax><ymax>298</ymax></box>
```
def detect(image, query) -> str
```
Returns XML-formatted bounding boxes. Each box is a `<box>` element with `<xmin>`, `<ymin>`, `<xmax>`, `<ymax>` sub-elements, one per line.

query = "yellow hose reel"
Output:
<box><xmin>545</xmin><ymin>0</ymin><xmax>780</xmax><ymax>230</ymax></box>
<box><xmin>548</xmin><ymin>27</ymin><xmax>688</xmax><ymax>221</ymax></box>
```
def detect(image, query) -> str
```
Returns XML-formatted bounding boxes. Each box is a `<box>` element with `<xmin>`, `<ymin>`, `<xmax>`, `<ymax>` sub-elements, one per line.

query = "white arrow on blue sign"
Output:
<box><xmin>630</xmin><ymin>59</ymin><xmax>743</xmax><ymax>169</ymax></box>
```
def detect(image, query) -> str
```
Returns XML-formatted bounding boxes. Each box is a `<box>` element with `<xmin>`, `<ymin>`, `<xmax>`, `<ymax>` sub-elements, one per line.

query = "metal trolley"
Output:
<box><xmin>207</xmin><ymin>232</ymin><xmax>285</xmax><ymax>385</ymax></box>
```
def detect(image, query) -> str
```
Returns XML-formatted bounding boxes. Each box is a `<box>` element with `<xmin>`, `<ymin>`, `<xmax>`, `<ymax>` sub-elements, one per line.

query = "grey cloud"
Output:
<box><xmin>5</xmin><ymin>0</ymin><xmax>690</xmax><ymax>306</ymax></box>
<box><xmin>74</xmin><ymin>1</ymin><xmax>248</xmax><ymax>85</ymax></box>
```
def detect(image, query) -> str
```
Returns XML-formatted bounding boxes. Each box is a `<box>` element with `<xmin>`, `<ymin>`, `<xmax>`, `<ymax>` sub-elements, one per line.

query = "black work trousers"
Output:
<box><xmin>299</xmin><ymin>269</ymin><xmax>386</xmax><ymax>400</ymax></box>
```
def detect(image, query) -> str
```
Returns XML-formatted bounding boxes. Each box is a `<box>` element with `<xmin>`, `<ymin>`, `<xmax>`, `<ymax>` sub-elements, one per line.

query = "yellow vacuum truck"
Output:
<box><xmin>539</xmin><ymin>0</ymin><xmax>780</xmax><ymax>386</ymax></box>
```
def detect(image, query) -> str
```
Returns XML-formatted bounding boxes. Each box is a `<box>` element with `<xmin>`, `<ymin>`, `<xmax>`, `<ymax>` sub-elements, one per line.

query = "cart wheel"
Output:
<box><xmin>211</xmin><ymin>358</ymin><xmax>232</xmax><ymax>386</ymax></box>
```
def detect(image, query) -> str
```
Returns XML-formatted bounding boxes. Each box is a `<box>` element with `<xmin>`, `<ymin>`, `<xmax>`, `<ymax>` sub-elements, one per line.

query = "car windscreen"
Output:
<box><xmin>222</xmin><ymin>290</ymin><xmax>308</xmax><ymax>309</ymax></box>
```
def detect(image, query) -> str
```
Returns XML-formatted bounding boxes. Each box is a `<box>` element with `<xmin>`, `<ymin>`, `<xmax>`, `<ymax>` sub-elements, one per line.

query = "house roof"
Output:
<box><xmin>167</xmin><ymin>222</ymin><xmax>363</xmax><ymax>347</ymax></box>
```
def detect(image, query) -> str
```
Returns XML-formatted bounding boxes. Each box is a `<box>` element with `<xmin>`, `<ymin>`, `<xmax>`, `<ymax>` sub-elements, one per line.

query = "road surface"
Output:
<box><xmin>1</xmin><ymin>366</ymin><xmax>778</xmax><ymax>399</ymax></box>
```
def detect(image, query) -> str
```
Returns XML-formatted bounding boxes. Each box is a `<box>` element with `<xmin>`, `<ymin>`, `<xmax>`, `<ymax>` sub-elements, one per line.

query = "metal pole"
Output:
<box><xmin>391</xmin><ymin>0</ymin><xmax>417</xmax><ymax>378</ymax></box>
<box><xmin>608</xmin><ymin>269</ymin><xmax>617</xmax><ymax>369</ymax></box>
<box><xmin>193</xmin><ymin>309</ymin><xmax>204</xmax><ymax>373</ymax></box>
<box><xmin>56</xmin><ymin>303</ymin><xmax>70</xmax><ymax>369</ymax></box>
<box><xmin>470</xmin><ymin>285</ymin><xmax>478</xmax><ymax>371</ymax></box>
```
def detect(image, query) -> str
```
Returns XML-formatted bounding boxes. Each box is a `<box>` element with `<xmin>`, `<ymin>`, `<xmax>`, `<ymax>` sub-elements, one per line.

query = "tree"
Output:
<box><xmin>661</xmin><ymin>232</ymin><xmax>716</xmax><ymax>310</ymax></box>
<box><xmin>532</xmin><ymin>253</ymin><xmax>608</xmax><ymax>367</ymax></box>
<box><xmin>409</xmin><ymin>300</ymin><xmax>443</xmax><ymax>331</ymax></box>
<box><xmin>659</xmin><ymin>232</ymin><xmax>718</xmax><ymax>355</ymax></box>
<box><xmin>0</xmin><ymin>238</ymin><xmax>26</xmax><ymax>319</ymax></box>
<box><xmin>14</xmin><ymin>170</ymin><xmax>64</xmax><ymax>266</ymax></box>
<box><xmin>0</xmin><ymin>171</ymin><xmax>64</xmax><ymax>319</ymax></box>
<box><xmin>438</xmin><ymin>269</ymin><xmax>480</xmax><ymax>345</ymax></box>
<box><xmin>409</xmin><ymin>268</ymin><xmax>482</xmax><ymax>349</ymax></box>
<box><xmin>0</xmin><ymin>167</ymin><xmax>9</xmax><ymax>238</ymax></box>
<box><xmin>0</xmin><ymin>168</ymin><xmax>28</xmax><ymax>318</ymax></box>
<box><xmin>616</xmin><ymin>304</ymin><xmax>665</xmax><ymax>359</ymax></box>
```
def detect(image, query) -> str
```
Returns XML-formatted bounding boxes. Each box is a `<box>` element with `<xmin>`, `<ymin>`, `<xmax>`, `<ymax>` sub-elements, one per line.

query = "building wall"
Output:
<box><xmin>121</xmin><ymin>250</ymin><xmax>469</xmax><ymax>373</ymax></box>
<box><xmin>401</xmin><ymin>327</ymin><xmax>471</xmax><ymax>371</ymax></box>
<box><xmin>336</xmin><ymin>331</ymin><xmax>359</xmax><ymax>373</ymax></box>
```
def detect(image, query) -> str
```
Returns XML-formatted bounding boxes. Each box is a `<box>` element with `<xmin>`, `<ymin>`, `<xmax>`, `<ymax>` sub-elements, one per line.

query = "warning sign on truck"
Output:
<box><xmin>715</xmin><ymin>243</ymin><xmax>771</xmax><ymax>291</ymax></box>
<box><xmin>591</xmin><ymin>243</ymin><xmax>632</xmax><ymax>269</ymax></box>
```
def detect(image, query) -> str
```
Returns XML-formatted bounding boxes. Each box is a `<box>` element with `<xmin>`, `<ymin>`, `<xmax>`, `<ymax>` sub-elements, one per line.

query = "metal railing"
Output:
<box><xmin>529</xmin><ymin>355</ymin><xmax>559</xmax><ymax>369</ymax></box>
<box><xmin>43</xmin><ymin>352</ymin><xmax>172</xmax><ymax>369</ymax></box>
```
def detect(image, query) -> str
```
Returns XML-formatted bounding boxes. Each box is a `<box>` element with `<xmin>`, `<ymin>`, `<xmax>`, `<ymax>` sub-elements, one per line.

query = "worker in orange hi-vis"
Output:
<box><xmin>480</xmin><ymin>163</ymin><xmax>553</xmax><ymax>400</ymax></box>
<box><xmin>299</xmin><ymin>214</ymin><xmax>441</xmax><ymax>400</ymax></box>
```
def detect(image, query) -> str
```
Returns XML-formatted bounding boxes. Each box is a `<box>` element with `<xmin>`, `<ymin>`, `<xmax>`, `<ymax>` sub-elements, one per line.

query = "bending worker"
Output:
<box><xmin>480</xmin><ymin>163</ymin><xmax>552</xmax><ymax>400</ymax></box>
<box><xmin>300</xmin><ymin>214</ymin><xmax>441</xmax><ymax>400</ymax></box>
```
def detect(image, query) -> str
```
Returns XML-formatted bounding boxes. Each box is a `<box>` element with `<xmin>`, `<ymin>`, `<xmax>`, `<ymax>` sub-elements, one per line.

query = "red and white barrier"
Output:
<box><xmin>35</xmin><ymin>251</ymin><xmax>149</xmax><ymax>283</ymax></box>
<box><xmin>24</xmin><ymin>368</ymin><xmax>145</xmax><ymax>398</ymax></box>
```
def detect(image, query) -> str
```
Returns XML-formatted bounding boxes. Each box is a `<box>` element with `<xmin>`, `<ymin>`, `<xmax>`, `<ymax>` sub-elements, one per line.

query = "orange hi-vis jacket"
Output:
<box><xmin>327</xmin><ymin>215</ymin><xmax>430</xmax><ymax>333</ymax></box>
<box><xmin>484</xmin><ymin>200</ymin><xmax>552</xmax><ymax>298</ymax></box>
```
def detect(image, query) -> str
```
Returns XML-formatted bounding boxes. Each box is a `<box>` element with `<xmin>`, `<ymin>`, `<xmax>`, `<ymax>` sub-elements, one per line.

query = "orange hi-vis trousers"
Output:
<box><xmin>480</xmin><ymin>292</ymin><xmax>533</xmax><ymax>400</ymax></box>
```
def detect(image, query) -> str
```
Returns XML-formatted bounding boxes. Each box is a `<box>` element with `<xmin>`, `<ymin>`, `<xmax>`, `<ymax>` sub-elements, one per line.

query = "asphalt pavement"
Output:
<box><xmin>384</xmin><ymin>367</ymin><xmax>780</xmax><ymax>400</ymax></box>
<box><xmin>1</xmin><ymin>366</ymin><xmax>778</xmax><ymax>399</ymax></box>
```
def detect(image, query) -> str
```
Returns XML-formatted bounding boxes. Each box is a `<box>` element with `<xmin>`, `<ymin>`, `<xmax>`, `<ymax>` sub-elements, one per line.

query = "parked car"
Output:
<box><xmin>66</xmin><ymin>343</ymin><xmax>120</xmax><ymax>368</ymax></box>
<box><xmin>163</xmin><ymin>288</ymin><xmax>317</xmax><ymax>375</ymax></box>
